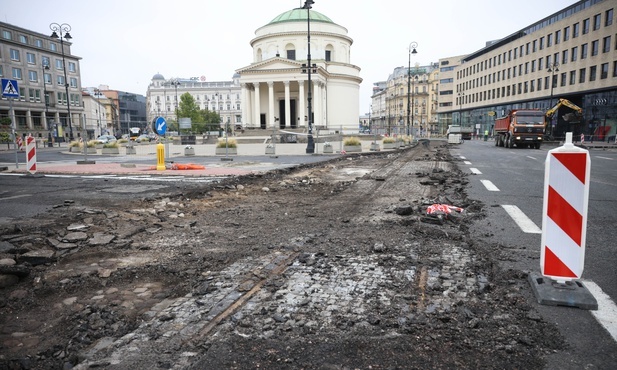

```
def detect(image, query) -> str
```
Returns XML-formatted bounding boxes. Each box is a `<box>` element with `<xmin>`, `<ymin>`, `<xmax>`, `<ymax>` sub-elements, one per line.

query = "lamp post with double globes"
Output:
<box><xmin>50</xmin><ymin>22</ymin><xmax>74</xmax><ymax>142</ymax></box>
<box><xmin>407</xmin><ymin>42</ymin><xmax>418</xmax><ymax>137</ymax></box>
<box><xmin>302</xmin><ymin>0</ymin><xmax>315</xmax><ymax>154</ymax></box>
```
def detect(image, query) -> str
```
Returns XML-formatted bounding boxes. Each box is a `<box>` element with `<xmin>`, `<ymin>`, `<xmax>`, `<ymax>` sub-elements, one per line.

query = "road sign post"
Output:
<box><xmin>155</xmin><ymin>117</ymin><xmax>169</xmax><ymax>162</ymax></box>
<box><xmin>2</xmin><ymin>79</ymin><xmax>20</xmax><ymax>169</ymax></box>
<box><xmin>528</xmin><ymin>132</ymin><xmax>597</xmax><ymax>310</ymax></box>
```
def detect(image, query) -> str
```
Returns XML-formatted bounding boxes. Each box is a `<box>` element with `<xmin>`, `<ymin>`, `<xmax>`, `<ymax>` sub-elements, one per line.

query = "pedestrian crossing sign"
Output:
<box><xmin>1</xmin><ymin>79</ymin><xmax>20</xmax><ymax>98</ymax></box>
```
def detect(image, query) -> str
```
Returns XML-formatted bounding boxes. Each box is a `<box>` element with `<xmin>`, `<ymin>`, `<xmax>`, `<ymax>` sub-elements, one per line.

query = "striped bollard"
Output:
<box><xmin>26</xmin><ymin>135</ymin><xmax>37</xmax><ymax>175</ymax></box>
<box><xmin>530</xmin><ymin>132</ymin><xmax>597</xmax><ymax>310</ymax></box>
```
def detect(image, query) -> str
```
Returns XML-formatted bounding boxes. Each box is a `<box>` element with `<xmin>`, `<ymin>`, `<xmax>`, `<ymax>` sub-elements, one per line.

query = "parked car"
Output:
<box><xmin>96</xmin><ymin>135</ymin><xmax>117</xmax><ymax>144</ymax></box>
<box><xmin>135</xmin><ymin>134</ymin><xmax>151</xmax><ymax>143</ymax></box>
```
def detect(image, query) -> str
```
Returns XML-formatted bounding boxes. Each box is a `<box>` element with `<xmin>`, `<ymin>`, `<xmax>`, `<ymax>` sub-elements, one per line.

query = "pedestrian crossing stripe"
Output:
<box><xmin>1</xmin><ymin>79</ymin><xmax>20</xmax><ymax>97</ymax></box>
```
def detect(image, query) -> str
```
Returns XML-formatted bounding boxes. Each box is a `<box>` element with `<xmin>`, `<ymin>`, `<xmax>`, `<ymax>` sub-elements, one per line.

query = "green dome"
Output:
<box><xmin>268</xmin><ymin>8</ymin><xmax>334</xmax><ymax>25</ymax></box>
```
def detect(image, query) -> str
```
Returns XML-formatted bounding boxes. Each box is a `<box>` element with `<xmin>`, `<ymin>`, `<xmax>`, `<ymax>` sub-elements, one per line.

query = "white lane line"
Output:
<box><xmin>526</xmin><ymin>156</ymin><xmax>538</xmax><ymax>160</ymax></box>
<box><xmin>501</xmin><ymin>205</ymin><xmax>542</xmax><ymax>233</ymax></box>
<box><xmin>480</xmin><ymin>179</ymin><xmax>500</xmax><ymax>191</ymax></box>
<box><xmin>460</xmin><ymin>156</ymin><xmax>466</xmax><ymax>160</ymax></box>
<box><xmin>584</xmin><ymin>281</ymin><xmax>617</xmax><ymax>343</ymax></box>
<box><xmin>470</xmin><ymin>168</ymin><xmax>482</xmax><ymax>175</ymax></box>
<box><xmin>596</xmin><ymin>156</ymin><xmax>613</xmax><ymax>160</ymax></box>
<box><xmin>0</xmin><ymin>194</ymin><xmax>32</xmax><ymax>201</ymax></box>
<box><xmin>463</xmin><ymin>161</ymin><xmax>472</xmax><ymax>165</ymax></box>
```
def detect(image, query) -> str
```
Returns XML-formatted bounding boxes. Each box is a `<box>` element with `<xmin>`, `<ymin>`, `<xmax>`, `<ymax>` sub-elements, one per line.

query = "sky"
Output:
<box><xmin>2</xmin><ymin>0</ymin><xmax>577</xmax><ymax>114</ymax></box>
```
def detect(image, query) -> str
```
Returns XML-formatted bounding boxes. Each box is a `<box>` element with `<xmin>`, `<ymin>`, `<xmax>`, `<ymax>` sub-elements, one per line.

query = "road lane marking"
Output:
<box><xmin>463</xmin><ymin>161</ymin><xmax>472</xmax><ymax>165</ymax></box>
<box><xmin>526</xmin><ymin>156</ymin><xmax>538</xmax><ymax>160</ymax></box>
<box><xmin>0</xmin><ymin>194</ymin><xmax>32</xmax><ymax>201</ymax></box>
<box><xmin>470</xmin><ymin>168</ymin><xmax>482</xmax><ymax>175</ymax></box>
<box><xmin>480</xmin><ymin>179</ymin><xmax>500</xmax><ymax>191</ymax></box>
<box><xmin>596</xmin><ymin>156</ymin><xmax>613</xmax><ymax>160</ymax></box>
<box><xmin>459</xmin><ymin>156</ymin><xmax>466</xmax><ymax>160</ymax></box>
<box><xmin>584</xmin><ymin>281</ymin><xmax>617</xmax><ymax>343</ymax></box>
<box><xmin>501</xmin><ymin>205</ymin><xmax>542</xmax><ymax>234</ymax></box>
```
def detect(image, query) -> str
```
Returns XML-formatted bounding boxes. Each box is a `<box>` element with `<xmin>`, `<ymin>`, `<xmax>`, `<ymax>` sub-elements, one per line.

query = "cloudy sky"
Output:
<box><xmin>2</xmin><ymin>0</ymin><xmax>576</xmax><ymax>114</ymax></box>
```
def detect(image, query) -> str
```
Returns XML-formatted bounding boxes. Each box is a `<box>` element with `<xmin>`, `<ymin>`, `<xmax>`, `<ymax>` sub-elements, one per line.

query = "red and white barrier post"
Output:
<box><xmin>540</xmin><ymin>132</ymin><xmax>590</xmax><ymax>283</ymax></box>
<box><xmin>25</xmin><ymin>135</ymin><xmax>37</xmax><ymax>175</ymax></box>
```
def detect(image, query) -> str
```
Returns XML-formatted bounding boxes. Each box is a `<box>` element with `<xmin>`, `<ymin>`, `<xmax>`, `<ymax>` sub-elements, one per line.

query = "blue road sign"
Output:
<box><xmin>1</xmin><ymin>79</ymin><xmax>19</xmax><ymax>98</ymax></box>
<box><xmin>155</xmin><ymin>116</ymin><xmax>167</xmax><ymax>135</ymax></box>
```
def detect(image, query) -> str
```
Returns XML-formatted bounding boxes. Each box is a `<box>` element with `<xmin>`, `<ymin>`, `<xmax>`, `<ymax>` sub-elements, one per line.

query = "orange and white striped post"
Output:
<box><xmin>540</xmin><ymin>132</ymin><xmax>590</xmax><ymax>282</ymax></box>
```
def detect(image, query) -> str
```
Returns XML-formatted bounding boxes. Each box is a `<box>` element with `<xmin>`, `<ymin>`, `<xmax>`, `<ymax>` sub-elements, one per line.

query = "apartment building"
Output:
<box><xmin>442</xmin><ymin>0</ymin><xmax>616</xmax><ymax>140</ymax></box>
<box><xmin>0</xmin><ymin>21</ymin><xmax>83</xmax><ymax>142</ymax></box>
<box><xmin>146</xmin><ymin>73</ymin><xmax>242</xmax><ymax>132</ymax></box>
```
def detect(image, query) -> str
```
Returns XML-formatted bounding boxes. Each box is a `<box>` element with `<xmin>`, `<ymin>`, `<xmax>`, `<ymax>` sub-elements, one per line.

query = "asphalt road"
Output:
<box><xmin>452</xmin><ymin>138</ymin><xmax>617</xmax><ymax>370</ymax></box>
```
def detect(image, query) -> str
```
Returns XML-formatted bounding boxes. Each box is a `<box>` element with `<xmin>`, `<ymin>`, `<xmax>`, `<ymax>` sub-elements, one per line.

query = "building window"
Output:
<box><xmin>530</xmin><ymin>80</ymin><xmax>535</xmax><ymax>92</ymax></box>
<box><xmin>555</xmin><ymin>30</ymin><xmax>561</xmax><ymax>44</ymax></box>
<box><xmin>573</xmin><ymin>23</ymin><xmax>579</xmax><ymax>38</ymax></box>
<box><xmin>560</xmin><ymin>72</ymin><xmax>566</xmax><ymax>87</ymax></box>
<box><xmin>562</xmin><ymin>49</ymin><xmax>568</xmax><ymax>64</ymax></box>
<box><xmin>0</xmin><ymin>66</ymin><xmax>3</xmax><ymax>76</ymax></box>
<box><xmin>56</xmin><ymin>59</ymin><xmax>63</xmax><ymax>70</ymax></box>
<box><xmin>19</xmin><ymin>34</ymin><xmax>27</xmax><ymax>44</ymax></box>
<box><xmin>537</xmin><ymin>78</ymin><xmax>542</xmax><ymax>91</ymax></box>
<box><xmin>571</xmin><ymin>46</ymin><xmax>578</xmax><ymax>62</ymax></box>
<box><xmin>10</xmin><ymin>49</ymin><xmax>20</xmax><ymax>61</ymax></box>
<box><xmin>600</xmin><ymin>63</ymin><xmax>608</xmax><ymax>79</ymax></box>
<box><xmin>544</xmin><ymin>76</ymin><xmax>550</xmax><ymax>90</ymax></box>
<box><xmin>532</xmin><ymin>40</ymin><xmax>537</xmax><ymax>52</ymax></box>
<box><xmin>44</xmin><ymin>73</ymin><xmax>51</xmax><ymax>84</ymax></box>
<box><xmin>531</xmin><ymin>60</ymin><xmax>536</xmax><ymax>72</ymax></box>
<box><xmin>27</xmin><ymin>52</ymin><xmax>36</xmax><ymax>64</ymax></box>
<box><xmin>581</xmin><ymin>43</ymin><xmax>588</xmax><ymax>59</ymax></box>
<box><xmin>590</xmin><ymin>65</ymin><xmax>597</xmax><ymax>81</ymax></box>
<box><xmin>564</xmin><ymin>26</ymin><xmax>570</xmax><ymax>41</ymax></box>
<box><xmin>2</xmin><ymin>30</ymin><xmax>11</xmax><ymax>40</ymax></box>
<box><xmin>70</xmin><ymin>77</ymin><xmax>77</xmax><ymax>88</ymax></box>
<box><xmin>582</xmin><ymin>18</ymin><xmax>590</xmax><ymax>34</ymax></box>
<box><xmin>593</xmin><ymin>14</ymin><xmax>601</xmax><ymax>31</ymax></box>
<box><xmin>35</xmin><ymin>39</ymin><xmax>43</xmax><ymax>48</ymax></box>
<box><xmin>28</xmin><ymin>70</ymin><xmax>37</xmax><ymax>82</ymax></box>
<box><xmin>613</xmin><ymin>61</ymin><xmax>617</xmax><ymax>77</ymax></box>
<box><xmin>325</xmin><ymin>50</ymin><xmax>331</xmax><ymax>62</ymax></box>
<box><xmin>42</xmin><ymin>56</ymin><xmax>50</xmax><ymax>67</ymax></box>
<box><xmin>591</xmin><ymin>40</ymin><xmax>599</xmax><ymax>56</ymax></box>
<box><xmin>602</xmin><ymin>36</ymin><xmax>611</xmax><ymax>53</ymax></box>
<box><xmin>68</xmin><ymin>62</ymin><xmax>76</xmax><ymax>72</ymax></box>
<box><xmin>579</xmin><ymin>68</ymin><xmax>586</xmax><ymax>83</ymax></box>
<box><xmin>50</xmin><ymin>43</ymin><xmax>57</xmax><ymax>52</ymax></box>
<box><xmin>57</xmin><ymin>75</ymin><xmax>65</xmax><ymax>86</ymax></box>
<box><xmin>606</xmin><ymin>9</ymin><xmax>614</xmax><ymax>27</ymax></box>
<box><xmin>286</xmin><ymin>50</ymin><xmax>296</xmax><ymax>60</ymax></box>
<box><xmin>12</xmin><ymin>67</ymin><xmax>22</xmax><ymax>80</ymax></box>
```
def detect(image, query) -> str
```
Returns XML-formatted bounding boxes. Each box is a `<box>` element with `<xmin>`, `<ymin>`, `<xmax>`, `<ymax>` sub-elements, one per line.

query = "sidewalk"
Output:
<box><xmin>0</xmin><ymin>141</ymin><xmax>356</xmax><ymax>178</ymax></box>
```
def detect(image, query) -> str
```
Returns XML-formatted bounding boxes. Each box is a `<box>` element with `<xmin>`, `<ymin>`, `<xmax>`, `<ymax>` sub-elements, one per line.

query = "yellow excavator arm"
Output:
<box><xmin>546</xmin><ymin>98</ymin><xmax>583</xmax><ymax>118</ymax></box>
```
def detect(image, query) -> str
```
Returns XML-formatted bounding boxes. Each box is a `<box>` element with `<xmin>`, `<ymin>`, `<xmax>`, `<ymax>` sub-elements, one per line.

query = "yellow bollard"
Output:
<box><xmin>156</xmin><ymin>142</ymin><xmax>166</xmax><ymax>170</ymax></box>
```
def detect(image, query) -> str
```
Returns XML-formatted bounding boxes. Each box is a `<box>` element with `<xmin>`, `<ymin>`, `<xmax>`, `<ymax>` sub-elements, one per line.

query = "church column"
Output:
<box><xmin>268</xmin><ymin>81</ymin><xmax>275</xmax><ymax>129</ymax></box>
<box><xmin>313</xmin><ymin>81</ymin><xmax>321</xmax><ymax>129</ymax></box>
<box><xmin>298</xmin><ymin>81</ymin><xmax>305</xmax><ymax>128</ymax></box>
<box><xmin>284</xmin><ymin>81</ymin><xmax>290</xmax><ymax>129</ymax></box>
<box><xmin>253</xmin><ymin>83</ymin><xmax>260</xmax><ymax>128</ymax></box>
<box><xmin>241</xmin><ymin>83</ymin><xmax>249</xmax><ymax>127</ymax></box>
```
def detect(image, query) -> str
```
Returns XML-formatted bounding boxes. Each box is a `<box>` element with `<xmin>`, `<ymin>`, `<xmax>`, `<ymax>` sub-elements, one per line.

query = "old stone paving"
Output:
<box><xmin>0</xmin><ymin>142</ymin><xmax>566</xmax><ymax>369</ymax></box>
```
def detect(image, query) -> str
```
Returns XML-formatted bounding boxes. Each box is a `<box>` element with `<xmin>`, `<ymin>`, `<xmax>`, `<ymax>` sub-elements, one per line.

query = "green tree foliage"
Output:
<box><xmin>178</xmin><ymin>93</ymin><xmax>202</xmax><ymax>123</ymax></box>
<box><xmin>175</xmin><ymin>93</ymin><xmax>221</xmax><ymax>133</ymax></box>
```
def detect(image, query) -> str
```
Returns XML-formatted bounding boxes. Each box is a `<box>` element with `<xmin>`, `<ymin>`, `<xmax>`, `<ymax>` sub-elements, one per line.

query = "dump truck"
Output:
<box><xmin>447</xmin><ymin>125</ymin><xmax>473</xmax><ymax>140</ymax></box>
<box><xmin>494</xmin><ymin>109</ymin><xmax>545</xmax><ymax>149</ymax></box>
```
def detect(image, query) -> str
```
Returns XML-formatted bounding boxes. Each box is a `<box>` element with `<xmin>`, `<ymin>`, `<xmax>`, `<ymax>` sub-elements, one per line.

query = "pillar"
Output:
<box><xmin>268</xmin><ymin>81</ymin><xmax>275</xmax><ymax>129</ymax></box>
<box><xmin>298</xmin><ymin>80</ymin><xmax>306</xmax><ymax>128</ymax></box>
<box><xmin>284</xmin><ymin>81</ymin><xmax>290</xmax><ymax>129</ymax></box>
<box><xmin>253</xmin><ymin>83</ymin><xmax>260</xmax><ymax>128</ymax></box>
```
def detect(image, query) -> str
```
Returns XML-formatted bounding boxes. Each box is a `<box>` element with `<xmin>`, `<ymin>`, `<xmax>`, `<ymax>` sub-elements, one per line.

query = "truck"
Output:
<box><xmin>447</xmin><ymin>125</ymin><xmax>473</xmax><ymax>141</ymax></box>
<box><xmin>494</xmin><ymin>109</ymin><xmax>545</xmax><ymax>149</ymax></box>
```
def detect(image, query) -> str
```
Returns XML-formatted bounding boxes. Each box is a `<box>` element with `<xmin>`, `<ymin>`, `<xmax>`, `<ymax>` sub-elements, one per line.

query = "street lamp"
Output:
<box><xmin>407</xmin><ymin>42</ymin><xmax>418</xmax><ymax>136</ymax></box>
<box><xmin>458</xmin><ymin>91</ymin><xmax>465</xmax><ymax>125</ymax></box>
<box><xmin>50</xmin><ymin>22</ymin><xmax>73</xmax><ymax>141</ymax></box>
<box><xmin>411</xmin><ymin>75</ymin><xmax>418</xmax><ymax>137</ymax></box>
<box><xmin>42</xmin><ymin>63</ymin><xmax>53</xmax><ymax>147</ymax></box>
<box><xmin>302</xmin><ymin>0</ymin><xmax>315</xmax><ymax>154</ymax></box>
<box><xmin>171</xmin><ymin>80</ymin><xmax>181</xmax><ymax>123</ymax></box>
<box><xmin>547</xmin><ymin>62</ymin><xmax>559</xmax><ymax>136</ymax></box>
<box><xmin>94</xmin><ymin>88</ymin><xmax>102</xmax><ymax>136</ymax></box>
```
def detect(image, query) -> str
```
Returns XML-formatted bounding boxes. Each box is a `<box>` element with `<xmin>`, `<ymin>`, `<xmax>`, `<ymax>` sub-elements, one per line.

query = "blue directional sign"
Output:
<box><xmin>155</xmin><ymin>116</ymin><xmax>167</xmax><ymax>135</ymax></box>
<box><xmin>1</xmin><ymin>79</ymin><xmax>19</xmax><ymax>98</ymax></box>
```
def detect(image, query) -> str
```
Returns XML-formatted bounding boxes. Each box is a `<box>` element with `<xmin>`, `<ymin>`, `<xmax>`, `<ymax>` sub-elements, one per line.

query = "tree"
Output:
<box><xmin>177</xmin><ymin>93</ymin><xmax>202</xmax><ymax>123</ymax></box>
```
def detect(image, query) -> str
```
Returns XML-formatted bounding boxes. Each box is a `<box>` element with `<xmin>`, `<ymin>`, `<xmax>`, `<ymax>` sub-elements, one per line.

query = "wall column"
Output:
<box><xmin>253</xmin><ymin>82</ymin><xmax>260</xmax><ymax>128</ymax></box>
<box><xmin>268</xmin><ymin>81</ymin><xmax>275</xmax><ymax>129</ymax></box>
<box><xmin>313</xmin><ymin>81</ymin><xmax>321</xmax><ymax>128</ymax></box>
<box><xmin>298</xmin><ymin>80</ymin><xmax>305</xmax><ymax>128</ymax></box>
<box><xmin>241</xmin><ymin>83</ymin><xmax>250</xmax><ymax>127</ymax></box>
<box><xmin>284</xmin><ymin>81</ymin><xmax>290</xmax><ymax>129</ymax></box>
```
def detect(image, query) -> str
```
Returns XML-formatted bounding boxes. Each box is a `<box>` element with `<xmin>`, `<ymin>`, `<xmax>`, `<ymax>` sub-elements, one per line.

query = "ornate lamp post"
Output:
<box><xmin>302</xmin><ymin>0</ymin><xmax>315</xmax><ymax>154</ymax></box>
<box><xmin>407</xmin><ymin>42</ymin><xmax>417</xmax><ymax>137</ymax></box>
<box><xmin>50</xmin><ymin>22</ymin><xmax>73</xmax><ymax>141</ymax></box>
<box><xmin>42</xmin><ymin>63</ymin><xmax>53</xmax><ymax>147</ymax></box>
<box><xmin>547</xmin><ymin>62</ymin><xmax>559</xmax><ymax>137</ymax></box>
<box><xmin>171</xmin><ymin>80</ymin><xmax>181</xmax><ymax>123</ymax></box>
